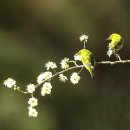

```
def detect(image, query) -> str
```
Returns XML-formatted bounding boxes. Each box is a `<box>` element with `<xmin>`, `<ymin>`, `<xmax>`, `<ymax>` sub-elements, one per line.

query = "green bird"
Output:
<box><xmin>106</xmin><ymin>33</ymin><xmax>124</xmax><ymax>60</ymax></box>
<box><xmin>75</xmin><ymin>49</ymin><xmax>95</xmax><ymax>79</ymax></box>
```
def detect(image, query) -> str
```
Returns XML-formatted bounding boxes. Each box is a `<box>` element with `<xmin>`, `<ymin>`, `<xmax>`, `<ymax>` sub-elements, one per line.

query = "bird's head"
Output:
<box><xmin>74</xmin><ymin>49</ymin><xmax>89</xmax><ymax>61</ymax></box>
<box><xmin>106</xmin><ymin>33</ymin><xmax>121</xmax><ymax>41</ymax></box>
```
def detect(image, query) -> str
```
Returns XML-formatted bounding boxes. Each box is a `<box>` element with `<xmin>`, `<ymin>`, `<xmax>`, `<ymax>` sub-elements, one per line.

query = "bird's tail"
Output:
<box><xmin>84</xmin><ymin>65</ymin><xmax>95</xmax><ymax>79</ymax></box>
<box><xmin>90</xmin><ymin>71</ymin><xmax>95</xmax><ymax>79</ymax></box>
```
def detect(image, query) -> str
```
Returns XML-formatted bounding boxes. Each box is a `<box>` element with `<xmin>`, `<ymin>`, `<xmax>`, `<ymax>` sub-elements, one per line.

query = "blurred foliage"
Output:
<box><xmin>0</xmin><ymin>0</ymin><xmax>130</xmax><ymax>130</ymax></box>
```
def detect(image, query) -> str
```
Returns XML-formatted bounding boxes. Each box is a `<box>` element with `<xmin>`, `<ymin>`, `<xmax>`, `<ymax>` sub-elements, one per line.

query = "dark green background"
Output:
<box><xmin>0</xmin><ymin>0</ymin><xmax>130</xmax><ymax>130</ymax></box>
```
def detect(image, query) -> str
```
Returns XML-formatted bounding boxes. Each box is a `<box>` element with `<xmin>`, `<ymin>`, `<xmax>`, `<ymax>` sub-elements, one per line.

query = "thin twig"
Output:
<box><xmin>96</xmin><ymin>60</ymin><xmax>130</xmax><ymax>65</ymax></box>
<box><xmin>84</xmin><ymin>41</ymin><xmax>86</xmax><ymax>49</ymax></box>
<box><xmin>68</xmin><ymin>60</ymin><xmax>78</xmax><ymax>66</ymax></box>
<box><xmin>16</xmin><ymin>87</ymin><xmax>28</xmax><ymax>94</ymax></box>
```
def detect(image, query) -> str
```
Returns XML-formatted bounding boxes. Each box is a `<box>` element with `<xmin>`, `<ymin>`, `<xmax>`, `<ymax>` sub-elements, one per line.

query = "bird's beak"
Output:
<box><xmin>106</xmin><ymin>37</ymin><xmax>109</xmax><ymax>41</ymax></box>
<box><xmin>106</xmin><ymin>36</ymin><xmax>111</xmax><ymax>41</ymax></box>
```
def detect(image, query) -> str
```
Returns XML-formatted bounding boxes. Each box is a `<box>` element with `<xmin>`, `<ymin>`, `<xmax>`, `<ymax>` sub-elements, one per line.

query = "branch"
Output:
<box><xmin>35</xmin><ymin>65</ymin><xmax>83</xmax><ymax>89</ymax></box>
<box><xmin>36</xmin><ymin>59</ymin><xmax>130</xmax><ymax>89</ymax></box>
<box><xmin>12</xmin><ymin>59</ymin><xmax>130</xmax><ymax>95</ymax></box>
<box><xmin>96</xmin><ymin>60</ymin><xmax>130</xmax><ymax>65</ymax></box>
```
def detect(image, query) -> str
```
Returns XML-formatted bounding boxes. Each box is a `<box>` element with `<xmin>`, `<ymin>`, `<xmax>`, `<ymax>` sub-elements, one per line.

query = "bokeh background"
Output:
<box><xmin>0</xmin><ymin>0</ymin><xmax>130</xmax><ymax>130</ymax></box>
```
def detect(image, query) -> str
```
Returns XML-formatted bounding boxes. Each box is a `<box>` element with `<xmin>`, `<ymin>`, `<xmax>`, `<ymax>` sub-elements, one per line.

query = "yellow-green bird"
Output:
<box><xmin>106</xmin><ymin>33</ymin><xmax>124</xmax><ymax>60</ymax></box>
<box><xmin>75</xmin><ymin>49</ymin><xmax>95</xmax><ymax>79</ymax></box>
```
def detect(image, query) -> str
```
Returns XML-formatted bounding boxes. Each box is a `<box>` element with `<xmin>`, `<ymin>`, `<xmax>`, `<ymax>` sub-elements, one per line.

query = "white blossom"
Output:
<box><xmin>60</xmin><ymin>58</ymin><xmax>69</xmax><ymax>69</ymax></box>
<box><xmin>43</xmin><ymin>71</ymin><xmax>53</xmax><ymax>80</ymax></box>
<box><xmin>27</xmin><ymin>84</ymin><xmax>35</xmax><ymax>93</ymax></box>
<box><xmin>70</xmin><ymin>72</ymin><xmax>80</xmax><ymax>84</ymax></box>
<box><xmin>28</xmin><ymin>107</ymin><xmax>38</xmax><ymax>117</ymax></box>
<box><xmin>59</xmin><ymin>74</ymin><xmax>68</xmax><ymax>82</ymax></box>
<box><xmin>45</xmin><ymin>61</ymin><xmax>57</xmax><ymax>70</ymax></box>
<box><xmin>37</xmin><ymin>71</ymin><xmax>52</xmax><ymax>84</ymax></box>
<box><xmin>28</xmin><ymin>97</ymin><xmax>38</xmax><ymax>107</ymax></box>
<box><xmin>37</xmin><ymin>73</ymin><xmax>44</xmax><ymax>84</ymax></box>
<box><xmin>41</xmin><ymin>82</ymin><xmax>52</xmax><ymax>96</ymax></box>
<box><xmin>4</xmin><ymin>78</ymin><xmax>16</xmax><ymax>88</ymax></box>
<box><xmin>74</xmin><ymin>54</ymin><xmax>82</xmax><ymax>61</ymax></box>
<box><xmin>79</xmin><ymin>34</ymin><xmax>89</xmax><ymax>42</ymax></box>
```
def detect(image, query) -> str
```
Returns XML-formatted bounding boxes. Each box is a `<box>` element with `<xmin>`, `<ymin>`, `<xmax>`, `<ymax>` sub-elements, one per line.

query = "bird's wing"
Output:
<box><xmin>114</xmin><ymin>40</ymin><xmax>123</xmax><ymax>51</ymax></box>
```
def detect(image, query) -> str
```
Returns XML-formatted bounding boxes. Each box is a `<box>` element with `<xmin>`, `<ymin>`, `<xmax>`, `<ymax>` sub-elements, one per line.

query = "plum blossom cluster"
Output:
<box><xmin>79</xmin><ymin>34</ymin><xmax>89</xmax><ymax>42</ymax></box>
<box><xmin>45</xmin><ymin>61</ymin><xmax>57</xmax><ymax>70</ymax></box>
<box><xmin>4</xmin><ymin>78</ymin><xmax>16</xmax><ymax>88</ymax></box>
<box><xmin>70</xmin><ymin>72</ymin><xmax>81</xmax><ymax>84</ymax></box>
<box><xmin>2</xmin><ymin>34</ymin><xmax>91</xmax><ymax>117</ymax></box>
<box><xmin>3</xmin><ymin>57</ymin><xmax>82</xmax><ymax>117</ymax></box>
<box><xmin>28</xmin><ymin>97</ymin><xmax>38</xmax><ymax>117</ymax></box>
<box><xmin>27</xmin><ymin>84</ymin><xmax>38</xmax><ymax>117</ymax></box>
<box><xmin>27</xmin><ymin>84</ymin><xmax>35</xmax><ymax>93</ymax></box>
<box><xmin>60</xmin><ymin>58</ymin><xmax>70</xmax><ymax>69</ymax></box>
<box><xmin>59</xmin><ymin>74</ymin><xmax>68</xmax><ymax>82</ymax></box>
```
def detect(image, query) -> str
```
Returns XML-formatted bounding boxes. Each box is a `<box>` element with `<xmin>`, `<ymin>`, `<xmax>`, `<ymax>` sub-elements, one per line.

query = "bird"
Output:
<box><xmin>75</xmin><ymin>49</ymin><xmax>95</xmax><ymax>79</ymax></box>
<box><xmin>106</xmin><ymin>33</ymin><xmax>124</xmax><ymax>61</ymax></box>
